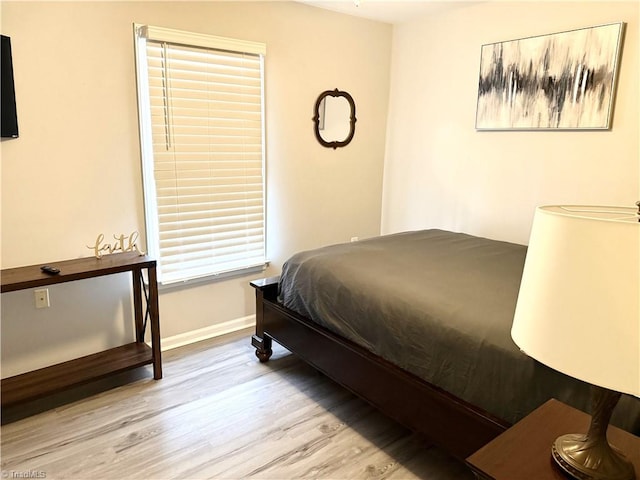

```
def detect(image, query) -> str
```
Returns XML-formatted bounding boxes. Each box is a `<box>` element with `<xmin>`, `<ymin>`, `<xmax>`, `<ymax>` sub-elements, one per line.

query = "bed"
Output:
<box><xmin>250</xmin><ymin>229</ymin><xmax>640</xmax><ymax>459</ymax></box>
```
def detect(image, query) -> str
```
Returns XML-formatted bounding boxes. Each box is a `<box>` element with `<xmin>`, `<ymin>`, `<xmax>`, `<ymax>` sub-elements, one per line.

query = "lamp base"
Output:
<box><xmin>551</xmin><ymin>387</ymin><xmax>636</xmax><ymax>480</ymax></box>
<box><xmin>552</xmin><ymin>433</ymin><xmax>635</xmax><ymax>480</ymax></box>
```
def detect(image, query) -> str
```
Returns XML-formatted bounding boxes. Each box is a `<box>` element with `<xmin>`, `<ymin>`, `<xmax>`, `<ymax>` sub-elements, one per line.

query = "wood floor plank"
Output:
<box><xmin>1</xmin><ymin>329</ymin><xmax>474</xmax><ymax>479</ymax></box>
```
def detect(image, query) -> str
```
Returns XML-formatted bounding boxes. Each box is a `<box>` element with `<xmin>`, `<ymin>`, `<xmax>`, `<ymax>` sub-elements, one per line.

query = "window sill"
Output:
<box><xmin>157</xmin><ymin>263</ymin><xmax>269</xmax><ymax>291</ymax></box>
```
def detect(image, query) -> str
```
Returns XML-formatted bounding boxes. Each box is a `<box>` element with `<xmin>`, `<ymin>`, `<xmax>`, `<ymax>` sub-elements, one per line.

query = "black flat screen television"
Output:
<box><xmin>1</xmin><ymin>34</ymin><xmax>19</xmax><ymax>138</ymax></box>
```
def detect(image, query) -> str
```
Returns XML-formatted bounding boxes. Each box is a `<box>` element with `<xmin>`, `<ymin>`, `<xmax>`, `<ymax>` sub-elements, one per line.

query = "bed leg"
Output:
<box><xmin>251</xmin><ymin>334</ymin><xmax>273</xmax><ymax>362</ymax></box>
<box><xmin>250</xmin><ymin>276</ymin><xmax>279</xmax><ymax>363</ymax></box>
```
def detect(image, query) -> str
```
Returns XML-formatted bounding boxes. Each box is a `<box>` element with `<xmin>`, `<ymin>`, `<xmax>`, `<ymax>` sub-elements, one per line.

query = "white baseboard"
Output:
<box><xmin>160</xmin><ymin>315</ymin><xmax>255</xmax><ymax>352</ymax></box>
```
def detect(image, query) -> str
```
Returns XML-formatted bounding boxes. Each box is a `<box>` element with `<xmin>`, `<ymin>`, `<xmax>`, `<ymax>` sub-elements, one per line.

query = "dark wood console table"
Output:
<box><xmin>1</xmin><ymin>252</ymin><xmax>162</xmax><ymax>410</ymax></box>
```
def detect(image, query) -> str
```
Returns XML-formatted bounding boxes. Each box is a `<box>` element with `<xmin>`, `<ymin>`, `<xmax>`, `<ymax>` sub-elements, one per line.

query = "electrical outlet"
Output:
<box><xmin>350</xmin><ymin>236</ymin><xmax>359</xmax><ymax>242</ymax></box>
<box><xmin>35</xmin><ymin>288</ymin><xmax>50</xmax><ymax>308</ymax></box>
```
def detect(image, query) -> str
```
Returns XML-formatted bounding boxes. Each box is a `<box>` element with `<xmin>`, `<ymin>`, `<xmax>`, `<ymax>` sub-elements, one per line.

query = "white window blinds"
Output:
<box><xmin>134</xmin><ymin>25</ymin><xmax>266</xmax><ymax>285</ymax></box>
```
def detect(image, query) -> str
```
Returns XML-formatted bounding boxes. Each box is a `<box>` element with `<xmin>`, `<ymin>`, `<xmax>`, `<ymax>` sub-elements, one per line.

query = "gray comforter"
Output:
<box><xmin>279</xmin><ymin>229</ymin><xmax>640</xmax><ymax>433</ymax></box>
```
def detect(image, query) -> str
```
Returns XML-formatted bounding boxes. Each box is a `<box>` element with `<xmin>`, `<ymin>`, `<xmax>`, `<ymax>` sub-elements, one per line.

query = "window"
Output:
<box><xmin>134</xmin><ymin>25</ymin><xmax>266</xmax><ymax>285</ymax></box>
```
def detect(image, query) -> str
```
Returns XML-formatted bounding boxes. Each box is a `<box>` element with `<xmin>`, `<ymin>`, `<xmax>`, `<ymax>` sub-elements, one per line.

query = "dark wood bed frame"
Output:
<box><xmin>250</xmin><ymin>276</ymin><xmax>511</xmax><ymax>460</ymax></box>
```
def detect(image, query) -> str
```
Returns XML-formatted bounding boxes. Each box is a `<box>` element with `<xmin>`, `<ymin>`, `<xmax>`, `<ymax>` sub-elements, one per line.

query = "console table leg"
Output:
<box><xmin>147</xmin><ymin>266</ymin><xmax>162</xmax><ymax>379</ymax></box>
<box><xmin>132</xmin><ymin>269</ymin><xmax>145</xmax><ymax>342</ymax></box>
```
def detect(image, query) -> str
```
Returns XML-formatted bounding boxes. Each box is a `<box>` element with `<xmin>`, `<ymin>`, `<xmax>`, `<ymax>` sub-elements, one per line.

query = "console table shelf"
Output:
<box><xmin>1</xmin><ymin>253</ymin><xmax>162</xmax><ymax>413</ymax></box>
<box><xmin>1</xmin><ymin>343</ymin><xmax>153</xmax><ymax>407</ymax></box>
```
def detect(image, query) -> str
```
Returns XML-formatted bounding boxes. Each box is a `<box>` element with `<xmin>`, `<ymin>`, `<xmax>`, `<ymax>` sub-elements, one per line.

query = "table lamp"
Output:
<box><xmin>511</xmin><ymin>204</ymin><xmax>639</xmax><ymax>480</ymax></box>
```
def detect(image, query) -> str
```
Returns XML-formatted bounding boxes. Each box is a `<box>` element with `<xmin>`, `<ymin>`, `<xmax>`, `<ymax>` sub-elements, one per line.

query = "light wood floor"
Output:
<box><xmin>1</xmin><ymin>329</ymin><xmax>474</xmax><ymax>479</ymax></box>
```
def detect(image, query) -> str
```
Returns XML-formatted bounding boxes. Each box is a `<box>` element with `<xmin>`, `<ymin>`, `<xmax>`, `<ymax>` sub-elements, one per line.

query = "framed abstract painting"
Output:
<box><xmin>475</xmin><ymin>22</ymin><xmax>625</xmax><ymax>130</ymax></box>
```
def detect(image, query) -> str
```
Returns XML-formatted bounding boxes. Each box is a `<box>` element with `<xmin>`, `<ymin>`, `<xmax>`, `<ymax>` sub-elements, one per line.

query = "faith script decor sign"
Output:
<box><xmin>88</xmin><ymin>231</ymin><xmax>145</xmax><ymax>259</ymax></box>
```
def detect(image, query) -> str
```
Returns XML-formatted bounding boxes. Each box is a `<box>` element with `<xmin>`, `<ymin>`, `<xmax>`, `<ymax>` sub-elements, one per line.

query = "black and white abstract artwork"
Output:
<box><xmin>476</xmin><ymin>23</ymin><xmax>624</xmax><ymax>130</ymax></box>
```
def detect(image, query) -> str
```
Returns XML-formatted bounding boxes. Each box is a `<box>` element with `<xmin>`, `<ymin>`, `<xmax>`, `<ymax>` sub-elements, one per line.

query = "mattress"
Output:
<box><xmin>279</xmin><ymin>229</ymin><xmax>640</xmax><ymax>433</ymax></box>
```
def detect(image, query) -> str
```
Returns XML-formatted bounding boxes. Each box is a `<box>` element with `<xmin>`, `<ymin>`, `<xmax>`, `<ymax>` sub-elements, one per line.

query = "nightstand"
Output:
<box><xmin>466</xmin><ymin>399</ymin><xmax>640</xmax><ymax>480</ymax></box>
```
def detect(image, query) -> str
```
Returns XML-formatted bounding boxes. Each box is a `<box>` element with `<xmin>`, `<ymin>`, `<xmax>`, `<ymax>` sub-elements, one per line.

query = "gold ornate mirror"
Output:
<box><xmin>313</xmin><ymin>89</ymin><xmax>356</xmax><ymax>149</ymax></box>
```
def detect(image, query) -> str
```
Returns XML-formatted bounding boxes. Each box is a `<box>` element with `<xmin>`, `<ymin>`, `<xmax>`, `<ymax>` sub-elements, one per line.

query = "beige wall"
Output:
<box><xmin>382</xmin><ymin>1</ymin><xmax>639</xmax><ymax>245</ymax></box>
<box><xmin>0</xmin><ymin>2</ymin><xmax>391</xmax><ymax>376</ymax></box>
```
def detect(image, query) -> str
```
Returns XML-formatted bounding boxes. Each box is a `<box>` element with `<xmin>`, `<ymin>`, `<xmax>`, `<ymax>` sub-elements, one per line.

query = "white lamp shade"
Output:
<box><xmin>511</xmin><ymin>205</ymin><xmax>639</xmax><ymax>397</ymax></box>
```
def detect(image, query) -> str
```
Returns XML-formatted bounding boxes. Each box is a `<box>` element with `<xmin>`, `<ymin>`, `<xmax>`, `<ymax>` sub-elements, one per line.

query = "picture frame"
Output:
<box><xmin>475</xmin><ymin>22</ymin><xmax>625</xmax><ymax>131</ymax></box>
